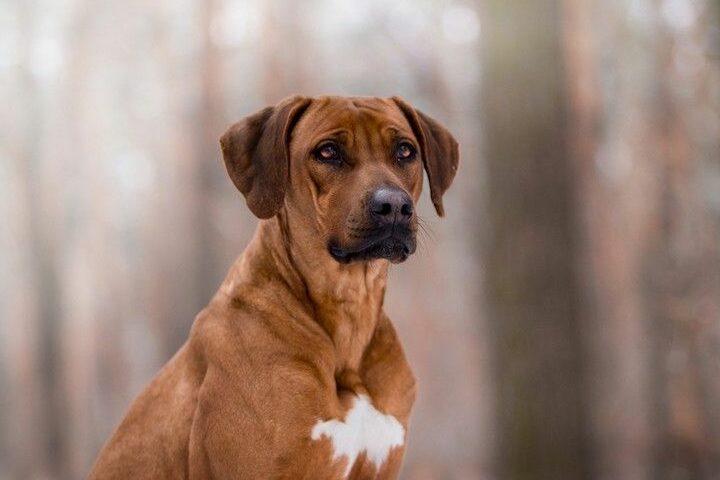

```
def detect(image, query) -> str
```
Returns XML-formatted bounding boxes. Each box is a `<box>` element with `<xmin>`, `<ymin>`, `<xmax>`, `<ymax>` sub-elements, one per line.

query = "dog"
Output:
<box><xmin>89</xmin><ymin>95</ymin><xmax>459</xmax><ymax>479</ymax></box>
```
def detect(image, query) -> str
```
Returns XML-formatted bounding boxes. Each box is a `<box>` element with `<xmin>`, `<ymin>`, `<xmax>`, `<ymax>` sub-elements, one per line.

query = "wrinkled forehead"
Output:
<box><xmin>292</xmin><ymin>97</ymin><xmax>416</xmax><ymax>148</ymax></box>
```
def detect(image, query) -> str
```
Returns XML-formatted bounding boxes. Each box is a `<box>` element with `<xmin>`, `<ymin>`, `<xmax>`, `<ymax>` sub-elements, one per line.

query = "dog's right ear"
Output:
<box><xmin>391</xmin><ymin>96</ymin><xmax>459</xmax><ymax>217</ymax></box>
<box><xmin>220</xmin><ymin>95</ymin><xmax>311</xmax><ymax>219</ymax></box>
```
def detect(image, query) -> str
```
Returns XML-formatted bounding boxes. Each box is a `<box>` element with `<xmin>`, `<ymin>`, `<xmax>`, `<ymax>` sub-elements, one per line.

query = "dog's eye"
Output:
<box><xmin>395</xmin><ymin>141</ymin><xmax>417</xmax><ymax>162</ymax></box>
<box><xmin>314</xmin><ymin>142</ymin><xmax>342</xmax><ymax>165</ymax></box>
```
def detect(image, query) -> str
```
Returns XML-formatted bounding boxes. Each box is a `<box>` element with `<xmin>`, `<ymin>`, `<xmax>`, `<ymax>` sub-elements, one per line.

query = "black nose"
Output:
<box><xmin>369</xmin><ymin>187</ymin><xmax>414</xmax><ymax>223</ymax></box>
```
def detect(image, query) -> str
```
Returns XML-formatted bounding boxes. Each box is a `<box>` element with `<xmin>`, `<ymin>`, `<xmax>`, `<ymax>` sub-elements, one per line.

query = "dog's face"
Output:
<box><xmin>287</xmin><ymin>98</ymin><xmax>425</xmax><ymax>264</ymax></box>
<box><xmin>220</xmin><ymin>96</ymin><xmax>458</xmax><ymax>264</ymax></box>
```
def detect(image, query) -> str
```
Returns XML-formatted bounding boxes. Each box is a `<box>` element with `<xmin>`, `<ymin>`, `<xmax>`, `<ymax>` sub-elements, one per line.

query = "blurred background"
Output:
<box><xmin>1</xmin><ymin>0</ymin><xmax>719</xmax><ymax>478</ymax></box>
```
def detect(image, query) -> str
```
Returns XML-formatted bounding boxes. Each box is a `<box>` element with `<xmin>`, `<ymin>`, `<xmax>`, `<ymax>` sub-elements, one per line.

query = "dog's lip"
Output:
<box><xmin>328</xmin><ymin>234</ymin><xmax>416</xmax><ymax>263</ymax></box>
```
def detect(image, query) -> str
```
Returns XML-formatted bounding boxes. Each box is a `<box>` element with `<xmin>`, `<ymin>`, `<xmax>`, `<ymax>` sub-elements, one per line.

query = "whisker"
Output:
<box><xmin>414</xmin><ymin>216</ymin><xmax>437</xmax><ymax>257</ymax></box>
<box><xmin>416</xmin><ymin>216</ymin><xmax>435</xmax><ymax>241</ymax></box>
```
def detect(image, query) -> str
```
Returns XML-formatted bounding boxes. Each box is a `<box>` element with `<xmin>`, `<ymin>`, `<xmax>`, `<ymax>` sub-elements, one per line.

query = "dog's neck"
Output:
<box><xmin>230</xmin><ymin>213</ymin><xmax>389</xmax><ymax>382</ymax></box>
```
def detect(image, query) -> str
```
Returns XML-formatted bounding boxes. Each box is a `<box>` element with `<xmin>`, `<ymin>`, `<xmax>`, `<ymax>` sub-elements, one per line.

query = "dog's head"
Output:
<box><xmin>220</xmin><ymin>96</ymin><xmax>458</xmax><ymax>264</ymax></box>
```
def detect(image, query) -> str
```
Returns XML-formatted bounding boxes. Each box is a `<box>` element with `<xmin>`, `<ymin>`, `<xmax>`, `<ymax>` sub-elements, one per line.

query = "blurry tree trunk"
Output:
<box><xmin>482</xmin><ymin>0</ymin><xmax>720</xmax><ymax>478</ymax></box>
<box><xmin>641</xmin><ymin>7</ymin><xmax>720</xmax><ymax>477</ymax></box>
<box><xmin>193</xmin><ymin>0</ymin><xmax>224</xmax><ymax>339</ymax></box>
<box><xmin>563</xmin><ymin>0</ymin><xmax>652</xmax><ymax>478</ymax></box>
<box><xmin>568</xmin><ymin>1</ymin><xmax>720</xmax><ymax>478</ymax></box>
<box><xmin>2</xmin><ymin>3</ymin><xmax>57</xmax><ymax>478</ymax></box>
<box><xmin>15</xmin><ymin>2</ymin><xmax>66</xmax><ymax>477</ymax></box>
<box><xmin>480</xmin><ymin>1</ymin><xmax>591</xmax><ymax>478</ymax></box>
<box><xmin>260</xmin><ymin>0</ymin><xmax>310</xmax><ymax>102</ymax></box>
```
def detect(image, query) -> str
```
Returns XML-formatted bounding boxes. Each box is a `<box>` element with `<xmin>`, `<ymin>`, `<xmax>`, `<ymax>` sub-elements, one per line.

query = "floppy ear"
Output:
<box><xmin>220</xmin><ymin>95</ymin><xmax>311</xmax><ymax>219</ymax></box>
<box><xmin>392</xmin><ymin>97</ymin><xmax>459</xmax><ymax>217</ymax></box>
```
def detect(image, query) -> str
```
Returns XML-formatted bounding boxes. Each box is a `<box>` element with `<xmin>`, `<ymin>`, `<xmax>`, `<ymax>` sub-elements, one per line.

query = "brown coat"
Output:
<box><xmin>89</xmin><ymin>96</ymin><xmax>459</xmax><ymax>479</ymax></box>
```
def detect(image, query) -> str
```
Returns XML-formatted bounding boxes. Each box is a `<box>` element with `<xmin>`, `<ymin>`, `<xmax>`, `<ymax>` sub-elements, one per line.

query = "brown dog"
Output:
<box><xmin>89</xmin><ymin>96</ymin><xmax>458</xmax><ymax>479</ymax></box>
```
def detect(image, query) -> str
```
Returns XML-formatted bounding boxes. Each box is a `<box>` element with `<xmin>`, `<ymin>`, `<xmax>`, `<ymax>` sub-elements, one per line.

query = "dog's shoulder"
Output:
<box><xmin>187</xmin><ymin>294</ymin><xmax>336</xmax><ymax>400</ymax></box>
<box><xmin>184</xmin><ymin>296</ymin><xmax>342</xmax><ymax>477</ymax></box>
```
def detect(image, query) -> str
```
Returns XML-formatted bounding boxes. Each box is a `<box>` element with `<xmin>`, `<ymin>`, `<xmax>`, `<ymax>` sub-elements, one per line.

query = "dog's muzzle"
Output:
<box><xmin>329</xmin><ymin>187</ymin><xmax>417</xmax><ymax>264</ymax></box>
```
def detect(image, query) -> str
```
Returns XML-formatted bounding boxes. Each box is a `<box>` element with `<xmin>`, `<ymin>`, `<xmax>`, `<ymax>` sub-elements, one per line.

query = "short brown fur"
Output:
<box><xmin>89</xmin><ymin>96</ymin><xmax>458</xmax><ymax>479</ymax></box>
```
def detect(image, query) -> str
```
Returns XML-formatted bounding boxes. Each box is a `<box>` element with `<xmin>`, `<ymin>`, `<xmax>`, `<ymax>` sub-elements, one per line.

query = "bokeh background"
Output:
<box><xmin>1</xmin><ymin>0</ymin><xmax>719</xmax><ymax>478</ymax></box>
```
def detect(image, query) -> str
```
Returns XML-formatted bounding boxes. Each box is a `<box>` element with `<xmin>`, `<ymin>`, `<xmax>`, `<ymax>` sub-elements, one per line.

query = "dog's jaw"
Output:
<box><xmin>328</xmin><ymin>233</ymin><xmax>416</xmax><ymax>265</ymax></box>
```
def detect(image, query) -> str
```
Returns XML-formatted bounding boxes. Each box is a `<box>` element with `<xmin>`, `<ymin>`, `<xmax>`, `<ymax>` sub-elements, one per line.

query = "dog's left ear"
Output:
<box><xmin>392</xmin><ymin>97</ymin><xmax>459</xmax><ymax>217</ymax></box>
<box><xmin>220</xmin><ymin>95</ymin><xmax>311</xmax><ymax>219</ymax></box>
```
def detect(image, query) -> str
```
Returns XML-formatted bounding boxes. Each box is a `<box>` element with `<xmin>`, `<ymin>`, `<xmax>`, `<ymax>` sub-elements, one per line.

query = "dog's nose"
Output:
<box><xmin>369</xmin><ymin>187</ymin><xmax>414</xmax><ymax>223</ymax></box>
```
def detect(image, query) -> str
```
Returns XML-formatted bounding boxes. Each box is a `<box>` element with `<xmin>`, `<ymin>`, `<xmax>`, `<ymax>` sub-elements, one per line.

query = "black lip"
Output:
<box><xmin>329</xmin><ymin>235</ymin><xmax>416</xmax><ymax>264</ymax></box>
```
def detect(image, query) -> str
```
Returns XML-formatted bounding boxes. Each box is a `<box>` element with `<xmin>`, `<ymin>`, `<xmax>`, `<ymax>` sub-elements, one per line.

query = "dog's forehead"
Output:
<box><xmin>295</xmin><ymin>96</ymin><xmax>414</xmax><ymax>141</ymax></box>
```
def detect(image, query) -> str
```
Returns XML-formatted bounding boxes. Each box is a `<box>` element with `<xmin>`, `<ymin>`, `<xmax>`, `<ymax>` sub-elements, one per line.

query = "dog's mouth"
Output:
<box><xmin>329</xmin><ymin>232</ymin><xmax>416</xmax><ymax>264</ymax></box>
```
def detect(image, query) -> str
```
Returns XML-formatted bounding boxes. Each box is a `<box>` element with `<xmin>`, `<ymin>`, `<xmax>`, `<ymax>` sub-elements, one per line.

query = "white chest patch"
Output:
<box><xmin>310</xmin><ymin>395</ymin><xmax>405</xmax><ymax>477</ymax></box>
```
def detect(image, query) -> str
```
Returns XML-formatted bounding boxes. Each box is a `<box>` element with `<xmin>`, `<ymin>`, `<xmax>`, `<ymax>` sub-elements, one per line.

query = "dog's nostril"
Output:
<box><xmin>374</xmin><ymin>203</ymin><xmax>392</xmax><ymax>216</ymax></box>
<box><xmin>400</xmin><ymin>203</ymin><xmax>413</xmax><ymax>217</ymax></box>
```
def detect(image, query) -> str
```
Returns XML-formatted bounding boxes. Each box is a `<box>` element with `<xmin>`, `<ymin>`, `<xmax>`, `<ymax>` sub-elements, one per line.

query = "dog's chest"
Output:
<box><xmin>310</xmin><ymin>394</ymin><xmax>405</xmax><ymax>478</ymax></box>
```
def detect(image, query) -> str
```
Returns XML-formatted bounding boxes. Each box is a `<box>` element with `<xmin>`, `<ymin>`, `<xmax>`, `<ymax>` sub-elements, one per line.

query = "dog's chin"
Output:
<box><xmin>329</xmin><ymin>237</ymin><xmax>416</xmax><ymax>264</ymax></box>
